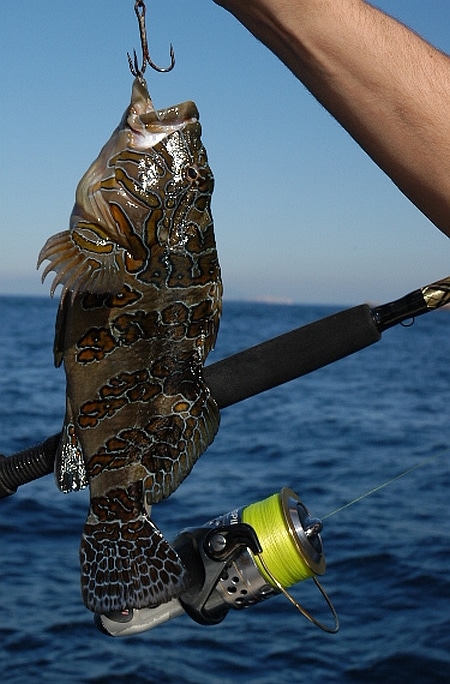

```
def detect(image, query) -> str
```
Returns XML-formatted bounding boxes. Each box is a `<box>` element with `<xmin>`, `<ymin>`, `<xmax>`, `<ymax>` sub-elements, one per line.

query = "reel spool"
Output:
<box><xmin>96</xmin><ymin>488</ymin><xmax>339</xmax><ymax>637</ymax></box>
<box><xmin>199</xmin><ymin>488</ymin><xmax>336</xmax><ymax>631</ymax></box>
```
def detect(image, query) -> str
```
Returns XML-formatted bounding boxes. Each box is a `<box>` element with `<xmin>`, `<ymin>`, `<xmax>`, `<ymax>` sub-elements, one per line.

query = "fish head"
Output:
<box><xmin>38</xmin><ymin>76</ymin><xmax>215</xmax><ymax>301</ymax></box>
<box><xmin>120</xmin><ymin>76</ymin><xmax>214</xmax><ymax>218</ymax></box>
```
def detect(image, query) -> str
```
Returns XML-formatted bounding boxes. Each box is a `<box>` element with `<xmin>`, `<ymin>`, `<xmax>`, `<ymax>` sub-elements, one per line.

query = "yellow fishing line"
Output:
<box><xmin>242</xmin><ymin>492</ymin><xmax>314</xmax><ymax>588</ymax></box>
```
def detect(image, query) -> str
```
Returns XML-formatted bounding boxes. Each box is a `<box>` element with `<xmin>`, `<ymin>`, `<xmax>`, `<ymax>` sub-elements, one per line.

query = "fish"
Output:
<box><xmin>37</xmin><ymin>75</ymin><xmax>222</xmax><ymax>614</ymax></box>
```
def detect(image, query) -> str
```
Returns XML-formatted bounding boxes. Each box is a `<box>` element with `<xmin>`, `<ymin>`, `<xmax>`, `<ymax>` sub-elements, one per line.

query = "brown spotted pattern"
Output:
<box><xmin>38</xmin><ymin>76</ymin><xmax>222</xmax><ymax>613</ymax></box>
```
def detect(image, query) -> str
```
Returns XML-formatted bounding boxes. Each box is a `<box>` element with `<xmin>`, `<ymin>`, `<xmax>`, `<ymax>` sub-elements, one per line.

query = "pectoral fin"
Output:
<box><xmin>37</xmin><ymin>229</ymin><xmax>124</xmax><ymax>302</ymax></box>
<box><xmin>55</xmin><ymin>408</ymin><xmax>88</xmax><ymax>493</ymax></box>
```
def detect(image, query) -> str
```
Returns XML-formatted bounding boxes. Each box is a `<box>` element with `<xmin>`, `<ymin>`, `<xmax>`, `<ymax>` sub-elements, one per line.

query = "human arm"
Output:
<box><xmin>214</xmin><ymin>0</ymin><xmax>450</xmax><ymax>237</ymax></box>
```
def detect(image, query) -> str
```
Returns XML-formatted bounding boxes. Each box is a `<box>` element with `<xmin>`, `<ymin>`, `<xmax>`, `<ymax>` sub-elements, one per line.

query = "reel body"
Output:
<box><xmin>96</xmin><ymin>488</ymin><xmax>338</xmax><ymax>637</ymax></box>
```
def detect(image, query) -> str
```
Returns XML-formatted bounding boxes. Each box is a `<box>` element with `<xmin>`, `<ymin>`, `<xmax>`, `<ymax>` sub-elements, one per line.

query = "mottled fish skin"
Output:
<box><xmin>38</xmin><ymin>76</ymin><xmax>222</xmax><ymax>614</ymax></box>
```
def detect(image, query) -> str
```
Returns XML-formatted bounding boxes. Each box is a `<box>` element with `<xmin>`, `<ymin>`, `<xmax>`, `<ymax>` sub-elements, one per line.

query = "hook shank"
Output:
<box><xmin>128</xmin><ymin>0</ymin><xmax>175</xmax><ymax>76</ymax></box>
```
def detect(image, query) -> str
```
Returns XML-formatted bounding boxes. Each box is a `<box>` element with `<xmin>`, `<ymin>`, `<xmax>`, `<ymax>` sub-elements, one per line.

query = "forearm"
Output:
<box><xmin>216</xmin><ymin>0</ymin><xmax>450</xmax><ymax>236</ymax></box>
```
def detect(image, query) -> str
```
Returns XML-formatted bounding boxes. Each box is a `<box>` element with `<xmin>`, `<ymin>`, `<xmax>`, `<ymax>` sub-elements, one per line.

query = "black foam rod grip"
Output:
<box><xmin>0</xmin><ymin>304</ymin><xmax>381</xmax><ymax>497</ymax></box>
<box><xmin>204</xmin><ymin>304</ymin><xmax>381</xmax><ymax>409</ymax></box>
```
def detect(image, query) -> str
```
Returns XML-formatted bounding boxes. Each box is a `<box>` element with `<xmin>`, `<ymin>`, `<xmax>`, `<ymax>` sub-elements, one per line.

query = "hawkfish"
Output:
<box><xmin>37</xmin><ymin>75</ymin><xmax>222</xmax><ymax>614</ymax></box>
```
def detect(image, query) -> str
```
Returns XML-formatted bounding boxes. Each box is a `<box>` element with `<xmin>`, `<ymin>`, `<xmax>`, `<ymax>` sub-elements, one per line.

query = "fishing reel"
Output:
<box><xmin>95</xmin><ymin>488</ymin><xmax>339</xmax><ymax>637</ymax></box>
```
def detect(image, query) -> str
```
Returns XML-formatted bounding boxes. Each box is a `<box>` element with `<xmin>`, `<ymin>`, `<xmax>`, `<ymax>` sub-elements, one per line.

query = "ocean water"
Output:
<box><xmin>1</xmin><ymin>295</ymin><xmax>449</xmax><ymax>683</ymax></box>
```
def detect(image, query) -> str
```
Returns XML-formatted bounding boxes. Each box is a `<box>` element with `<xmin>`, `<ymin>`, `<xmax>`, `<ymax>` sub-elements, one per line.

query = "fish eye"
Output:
<box><xmin>186</xmin><ymin>166</ymin><xmax>200</xmax><ymax>181</ymax></box>
<box><xmin>185</xmin><ymin>165</ymin><xmax>210</xmax><ymax>189</ymax></box>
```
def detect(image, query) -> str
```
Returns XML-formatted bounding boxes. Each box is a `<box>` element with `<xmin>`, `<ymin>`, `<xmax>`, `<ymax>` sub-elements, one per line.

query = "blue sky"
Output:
<box><xmin>1</xmin><ymin>0</ymin><xmax>450</xmax><ymax>305</ymax></box>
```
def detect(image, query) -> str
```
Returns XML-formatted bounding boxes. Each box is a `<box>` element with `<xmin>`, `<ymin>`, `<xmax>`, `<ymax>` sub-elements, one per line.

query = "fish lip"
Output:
<box><xmin>140</xmin><ymin>101</ymin><xmax>199</xmax><ymax>128</ymax></box>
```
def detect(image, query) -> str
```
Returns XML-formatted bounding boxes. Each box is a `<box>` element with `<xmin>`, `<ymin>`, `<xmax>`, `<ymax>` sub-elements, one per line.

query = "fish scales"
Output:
<box><xmin>38</xmin><ymin>76</ymin><xmax>222</xmax><ymax>614</ymax></box>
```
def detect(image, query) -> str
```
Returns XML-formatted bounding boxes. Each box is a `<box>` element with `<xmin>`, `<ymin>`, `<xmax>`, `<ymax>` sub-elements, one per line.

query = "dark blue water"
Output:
<box><xmin>1</xmin><ymin>296</ymin><xmax>449</xmax><ymax>683</ymax></box>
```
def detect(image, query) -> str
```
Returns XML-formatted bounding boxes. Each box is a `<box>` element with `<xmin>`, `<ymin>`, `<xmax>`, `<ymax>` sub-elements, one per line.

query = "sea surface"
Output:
<box><xmin>1</xmin><ymin>295</ymin><xmax>449</xmax><ymax>683</ymax></box>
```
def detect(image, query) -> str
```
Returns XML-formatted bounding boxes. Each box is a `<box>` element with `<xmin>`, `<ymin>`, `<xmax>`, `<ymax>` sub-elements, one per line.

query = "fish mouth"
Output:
<box><xmin>127</xmin><ymin>76</ymin><xmax>199</xmax><ymax>146</ymax></box>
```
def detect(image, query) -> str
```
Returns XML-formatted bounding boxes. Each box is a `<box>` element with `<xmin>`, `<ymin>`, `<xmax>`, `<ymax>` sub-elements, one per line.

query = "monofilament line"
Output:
<box><xmin>322</xmin><ymin>447</ymin><xmax>449</xmax><ymax>520</ymax></box>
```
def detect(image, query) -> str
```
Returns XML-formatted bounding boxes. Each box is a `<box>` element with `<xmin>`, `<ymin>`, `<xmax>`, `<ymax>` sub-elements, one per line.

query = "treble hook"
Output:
<box><xmin>128</xmin><ymin>0</ymin><xmax>175</xmax><ymax>76</ymax></box>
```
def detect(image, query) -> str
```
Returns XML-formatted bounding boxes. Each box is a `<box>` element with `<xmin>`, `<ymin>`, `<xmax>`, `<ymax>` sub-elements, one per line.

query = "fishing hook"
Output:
<box><xmin>128</xmin><ymin>0</ymin><xmax>175</xmax><ymax>76</ymax></box>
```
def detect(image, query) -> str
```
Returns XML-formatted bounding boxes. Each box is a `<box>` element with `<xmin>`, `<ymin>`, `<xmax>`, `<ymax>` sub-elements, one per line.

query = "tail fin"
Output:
<box><xmin>80</xmin><ymin>514</ymin><xmax>188</xmax><ymax>614</ymax></box>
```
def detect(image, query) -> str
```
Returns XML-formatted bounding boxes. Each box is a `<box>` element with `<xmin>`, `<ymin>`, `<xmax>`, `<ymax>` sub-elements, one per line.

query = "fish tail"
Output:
<box><xmin>79</xmin><ymin>514</ymin><xmax>189</xmax><ymax>614</ymax></box>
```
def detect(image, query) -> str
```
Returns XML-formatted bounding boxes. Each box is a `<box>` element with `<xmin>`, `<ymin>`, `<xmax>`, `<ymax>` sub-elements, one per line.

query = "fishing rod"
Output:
<box><xmin>1</xmin><ymin>273</ymin><xmax>450</xmax><ymax>636</ymax></box>
<box><xmin>1</xmin><ymin>272</ymin><xmax>449</xmax><ymax>499</ymax></box>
